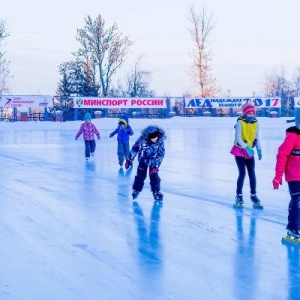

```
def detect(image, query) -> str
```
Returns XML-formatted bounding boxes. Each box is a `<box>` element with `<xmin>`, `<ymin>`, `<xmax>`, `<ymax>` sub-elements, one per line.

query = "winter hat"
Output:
<box><xmin>118</xmin><ymin>114</ymin><xmax>128</xmax><ymax>127</ymax></box>
<box><xmin>84</xmin><ymin>112</ymin><xmax>91</xmax><ymax>120</ymax></box>
<box><xmin>118</xmin><ymin>119</ymin><xmax>127</xmax><ymax>126</ymax></box>
<box><xmin>294</xmin><ymin>108</ymin><xmax>300</xmax><ymax>129</ymax></box>
<box><xmin>242</xmin><ymin>102</ymin><xmax>256</xmax><ymax>116</ymax></box>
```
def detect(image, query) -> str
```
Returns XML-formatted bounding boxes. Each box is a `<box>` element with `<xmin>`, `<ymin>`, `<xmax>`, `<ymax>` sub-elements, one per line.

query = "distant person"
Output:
<box><xmin>109</xmin><ymin>114</ymin><xmax>134</xmax><ymax>167</ymax></box>
<box><xmin>125</xmin><ymin>125</ymin><xmax>166</xmax><ymax>201</ymax></box>
<box><xmin>230</xmin><ymin>102</ymin><xmax>263</xmax><ymax>208</ymax></box>
<box><xmin>75</xmin><ymin>112</ymin><xmax>100</xmax><ymax>161</ymax></box>
<box><xmin>273</xmin><ymin>109</ymin><xmax>300</xmax><ymax>239</ymax></box>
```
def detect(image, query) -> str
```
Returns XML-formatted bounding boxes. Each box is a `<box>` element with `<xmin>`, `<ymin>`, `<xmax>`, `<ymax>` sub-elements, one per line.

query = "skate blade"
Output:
<box><xmin>253</xmin><ymin>203</ymin><xmax>263</xmax><ymax>209</ymax></box>
<box><xmin>282</xmin><ymin>236</ymin><xmax>300</xmax><ymax>245</ymax></box>
<box><xmin>233</xmin><ymin>203</ymin><xmax>244</xmax><ymax>208</ymax></box>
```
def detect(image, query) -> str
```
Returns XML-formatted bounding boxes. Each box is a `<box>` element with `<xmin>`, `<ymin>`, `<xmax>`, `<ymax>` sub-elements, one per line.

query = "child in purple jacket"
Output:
<box><xmin>75</xmin><ymin>112</ymin><xmax>100</xmax><ymax>161</ymax></box>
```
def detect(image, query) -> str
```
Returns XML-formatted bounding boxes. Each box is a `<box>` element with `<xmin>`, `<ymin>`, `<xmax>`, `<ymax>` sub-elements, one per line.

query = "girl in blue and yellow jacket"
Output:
<box><xmin>230</xmin><ymin>102</ymin><xmax>262</xmax><ymax>207</ymax></box>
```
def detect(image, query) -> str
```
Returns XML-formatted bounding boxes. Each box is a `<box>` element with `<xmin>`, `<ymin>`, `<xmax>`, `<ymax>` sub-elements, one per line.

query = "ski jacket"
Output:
<box><xmin>275</xmin><ymin>126</ymin><xmax>300</xmax><ymax>182</ymax></box>
<box><xmin>230</xmin><ymin>117</ymin><xmax>261</xmax><ymax>159</ymax></box>
<box><xmin>128</xmin><ymin>126</ymin><xmax>166</xmax><ymax>168</ymax></box>
<box><xmin>110</xmin><ymin>125</ymin><xmax>134</xmax><ymax>142</ymax></box>
<box><xmin>75</xmin><ymin>122</ymin><xmax>100</xmax><ymax>141</ymax></box>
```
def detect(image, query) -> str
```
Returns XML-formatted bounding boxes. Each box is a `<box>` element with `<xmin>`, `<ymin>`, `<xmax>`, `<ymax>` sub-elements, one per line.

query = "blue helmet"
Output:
<box><xmin>84</xmin><ymin>112</ymin><xmax>91</xmax><ymax>121</ymax></box>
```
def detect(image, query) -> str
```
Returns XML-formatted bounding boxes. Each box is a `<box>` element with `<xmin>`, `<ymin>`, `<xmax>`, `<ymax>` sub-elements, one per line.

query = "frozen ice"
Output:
<box><xmin>0</xmin><ymin>116</ymin><xmax>298</xmax><ymax>299</ymax></box>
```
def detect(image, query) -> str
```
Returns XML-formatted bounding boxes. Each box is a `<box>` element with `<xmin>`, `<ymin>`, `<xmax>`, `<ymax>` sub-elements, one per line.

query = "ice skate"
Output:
<box><xmin>153</xmin><ymin>191</ymin><xmax>163</xmax><ymax>201</ymax></box>
<box><xmin>233</xmin><ymin>194</ymin><xmax>244</xmax><ymax>208</ymax></box>
<box><xmin>119</xmin><ymin>161</ymin><xmax>123</xmax><ymax>167</ymax></box>
<box><xmin>282</xmin><ymin>229</ymin><xmax>300</xmax><ymax>245</ymax></box>
<box><xmin>250</xmin><ymin>194</ymin><xmax>263</xmax><ymax>209</ymax></box>
<box><xmin>132</xmin><ymin>190</ymin><xmax>139</xmax><ymax>200</ymax></box>
<box><xmin>91</xmin><ymin>152</ymin><xmax>94</xmax><ymax>157</ymax></box>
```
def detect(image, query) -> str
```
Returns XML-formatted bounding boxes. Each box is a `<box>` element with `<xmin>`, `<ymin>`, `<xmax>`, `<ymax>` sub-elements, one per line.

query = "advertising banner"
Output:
<box><xmin>185</xmin><ymin>97</ymin><xmax>281</xmax><ymax>109</ymax></box>
<box><xmin>0</xmin><ymin>95</ymin><xmax>53</xmax><ymax>108</ymax></box>
<box><xmin>73</xmin><ymin>97</ymin><xmax>167</xmax><ymax>109</ymax></box>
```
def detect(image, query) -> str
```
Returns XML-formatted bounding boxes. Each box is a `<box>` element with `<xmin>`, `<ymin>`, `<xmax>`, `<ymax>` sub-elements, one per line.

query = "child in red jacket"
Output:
<box><xmin>273</xmin><ymin>109</ymin><xmax>300</xmax><ymax>238</ymax></box>
<box><xmin>75</xmin><ymin>112</ymin><xmax>100</xmax><ymax>161</ymax></box>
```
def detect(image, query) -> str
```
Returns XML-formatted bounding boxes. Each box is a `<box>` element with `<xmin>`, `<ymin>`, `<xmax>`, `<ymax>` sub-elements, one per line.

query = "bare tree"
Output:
<box><xmin>187</xmin><ymin>4</ymin><xmax>219</xmax><ymax>97</ymax></box>
<box><xmin>0</xmin><ymin>19</ymin><xmax>11</xmax><ymax>94</ymax></box>
<box><xmin>125</xmin><ymin>54</ymin><xmax>154</xmax><ymax>97</ymax></box>
<box><xmin>76</xmin><ymin>15</ymin><xmax>133</xmax><ymax>97</ymax></box>
<box><xmin>291</xmin><ymin>66</ymin><xmax>300</xmax><ymax>97</ymax></box>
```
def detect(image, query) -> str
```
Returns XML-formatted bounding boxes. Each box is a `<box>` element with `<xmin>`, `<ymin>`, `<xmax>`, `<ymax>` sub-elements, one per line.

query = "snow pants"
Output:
<box><xmin>235</xmin><ymin>156</ymin><xmax>256</xmax><ymax>195</ymax></box>
<box><xmin>117</xmin><ymin>141</ymin><xmax>130</xmax><ymax>164</ymax></box>
<box><xmin>132</xmin><ymin>161</ymin><xmax>161</xmax><ymax>193</ymax></box>
<box><xmin>84</xmin><ymin>140</ymin><xmax>96</xmax><ymax>158</ymax></box>
<box><xmin>287</xmin><ymin>181</ymin><xmax>300</xmax><ymax>231</ymax></box>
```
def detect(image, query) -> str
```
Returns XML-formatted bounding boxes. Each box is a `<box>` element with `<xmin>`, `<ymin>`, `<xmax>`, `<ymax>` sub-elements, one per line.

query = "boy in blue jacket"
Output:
<box><xmin>109</xmin><ymin>115</ymin><xmax>134</xmax><ymax>166</ymax></box>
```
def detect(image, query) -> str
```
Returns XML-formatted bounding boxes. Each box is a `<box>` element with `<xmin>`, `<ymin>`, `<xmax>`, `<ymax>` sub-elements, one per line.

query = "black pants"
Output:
<box><xmin>235</xmin><ymin>156</ymin><xmax>256</xmax><ymax>195</ymax></box>
<box><xmin>84</xmin><ymin>140</ymin><xmax>96</xmax><ymax>158</ymax></box>
<box><xmin>133</xmin><ymin>161</ymin><xmax>161</xmax><ymax>193</ymax></box>
<box><xmin>287</xmin><ymin>181</ymin><xmax>300</xmax><ymax>231</ymax></box>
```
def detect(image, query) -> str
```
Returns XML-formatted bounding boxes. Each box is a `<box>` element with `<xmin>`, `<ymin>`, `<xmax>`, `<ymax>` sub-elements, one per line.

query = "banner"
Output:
<box><xmin>73</xmin><ymin>97</ymin><xmax>167</xmax><ymax>109</ymax></box>
<box><xmin>185</xmin><ymin>98</ymin><xmax>281</xmax><ymax>109</ymax></box>
<box><xmin>0</xmin><ymin>95</ymin><xmax>53</xmax><ymax>108</ymax></box>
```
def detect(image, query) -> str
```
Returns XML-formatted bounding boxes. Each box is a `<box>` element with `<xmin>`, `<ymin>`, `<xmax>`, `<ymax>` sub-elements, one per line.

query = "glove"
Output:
<box><xmin>272</xmin><ymin>174</ymin><xmax>282</xmax><ymax>189</ymax></box>
<box><xmin>109</xmin><ymin>134</ymin><xmax>113</xmax><ymax>138</ymax></box>
<box><xmin>245</xmin><ymin>146</ymin><xmax>254</xmax><ymax>156</ymax></box>
<box><xmin>257</xmin><ymin>149</ymin><xmax>262</xmax><ymax>160</ymax></box>
<box><xmin>149</xmin><ymin>167</ymin><xmax>159</xmax><ymax>175</ymax></box>
<box><xmin>97</xmin><ymin>135</ymin><xmax>100</xmax><ymax>140</ymax></box>
<box><xmin>125</xmin><ymin>160</ymin><xmax>132</xmax><ymax>170</ymax></box>
<box><xmin>75</xmin><ymin>136</ymin><xmax>78</xmax><ymax>140</ymax></box>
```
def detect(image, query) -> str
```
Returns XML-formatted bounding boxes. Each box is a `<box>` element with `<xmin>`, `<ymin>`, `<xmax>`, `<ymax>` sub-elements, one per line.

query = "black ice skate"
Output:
<box><xmin>250</xmin><ymin>194</ymin><xmax>263</xmax><ymax>209</ymax></box>
<box><xmin>153</xmin><ymin>191</ymin><xmax>163</xmax><ymax>201</ymax></box>
<box><xmin>233</xmin><ymin>194</ymin><xmax>244</xmax><ymax>208</ymax></box>
<box><xmin>132</xmin><ymin>190</ymin><xmax>139</xmax><ymax>200</ymax></box>
<box><xmin>282</xmin><ymin>229</ymin><xmax>300</xmax><ymax>245</ymax></box>
<box><xmin>119</xmin><ymin>161</ymin><xmax>123</xmax><ymax>167</ymax></box>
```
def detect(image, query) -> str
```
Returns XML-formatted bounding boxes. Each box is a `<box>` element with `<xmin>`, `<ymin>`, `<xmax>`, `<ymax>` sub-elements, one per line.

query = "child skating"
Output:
<box><xmin>125</xmin><ymin>125</ymin><xmax>166</xmax><ymax>201</ymax></box>
<box><xmin>109</xmin><ymin>114</ymin><xmax>134</xmax><ymax>167</ymax></box>
<box><xmin>230</xmin><ymin>102</ymin><xmax>263</xmax><ymax>208</ymax></box>
<box><xmin>273</xmin><ymin>109</ymin><xmax>300</xmax><ymax>242</ymax></box>
<box><xmin>75</xmin><ymin>112</ymin><xmax>100</xmax><ymax>161</ymax></box>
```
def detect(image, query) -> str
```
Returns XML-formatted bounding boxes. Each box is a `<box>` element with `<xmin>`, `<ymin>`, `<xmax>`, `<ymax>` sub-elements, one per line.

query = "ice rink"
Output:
<box><xmin>0</xmin><ymin>116</ymin><xmax>299</xmax><ymax>300</ymax></box>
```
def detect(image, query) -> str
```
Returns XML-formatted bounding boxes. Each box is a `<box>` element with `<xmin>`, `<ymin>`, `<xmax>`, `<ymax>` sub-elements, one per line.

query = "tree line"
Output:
<box><xmin>1</xmin><ymin>6</ymin><xmax>300</xmax><ymax>117</ymax></box>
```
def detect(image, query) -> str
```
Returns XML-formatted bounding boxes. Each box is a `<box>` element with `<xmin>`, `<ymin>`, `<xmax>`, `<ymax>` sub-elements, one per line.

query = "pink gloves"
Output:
<box><xmin>272</xmin><ymin>174</ymin><xmax>282</xmax><ymax>189</ymax></box>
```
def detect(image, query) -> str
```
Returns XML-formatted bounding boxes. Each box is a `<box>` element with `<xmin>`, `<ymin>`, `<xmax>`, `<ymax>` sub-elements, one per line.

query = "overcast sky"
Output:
<box><xmin>2</xmin><ymin>0</ymin><xmax>300</xmax><ymax>97</ymax></box>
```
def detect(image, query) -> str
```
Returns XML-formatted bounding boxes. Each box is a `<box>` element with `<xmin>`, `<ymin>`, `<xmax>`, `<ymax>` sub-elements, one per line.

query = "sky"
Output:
<box><xmin>2</xmin><ymin>0</ymin><xmax>300</xmax><ymax>97</ymax></box>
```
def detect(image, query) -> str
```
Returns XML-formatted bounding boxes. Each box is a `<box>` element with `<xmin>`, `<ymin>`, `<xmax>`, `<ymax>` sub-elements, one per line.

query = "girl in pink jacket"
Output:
<box><xmin>75</xmin><ymin>112</ymin><xmax>100</xmax><ymax>161</ymax></box>
<box><xmin>273</xmin><ymin>109</ymin><xmax>300</xmax><ymax>238</ymax></box>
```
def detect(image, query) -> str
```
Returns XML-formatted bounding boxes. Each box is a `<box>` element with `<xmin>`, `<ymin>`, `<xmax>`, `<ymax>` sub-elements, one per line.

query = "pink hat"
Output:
<box><xmin>242</xmin><ymin>102</ymin><xmax>256</xmax><ymax>116</ymax></box>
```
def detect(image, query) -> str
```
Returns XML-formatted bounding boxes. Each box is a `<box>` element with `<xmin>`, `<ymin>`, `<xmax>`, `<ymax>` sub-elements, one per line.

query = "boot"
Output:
<box><xmin>235</xmin><ymin>194</ymin><xmax>244</xmax><ymax>205</ymax></box>
<box><xmin>132</xmin><ymin>190</ymin><xmax>139</xmax><ymax>200</ymax></box>
<box><xmin>153</xmin><ymin>191</ymin><xmax>163</xmax><ymax>201</ymax></box>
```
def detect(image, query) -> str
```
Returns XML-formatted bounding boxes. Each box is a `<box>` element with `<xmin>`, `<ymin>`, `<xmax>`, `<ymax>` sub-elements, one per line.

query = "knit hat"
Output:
<box><xmin>84</xmin><ymin>112</ymin><xmax>91</xmax><ymax>120</ymax></box>
<box><xmin>242</xmin><ymin>102</ymin><xmax>256</xmax><ymax>116</ymax></box>
<box><xmin>118</xmin><ymin>114</ymin><xmax>128</xmax><ymax>127</ymax></box>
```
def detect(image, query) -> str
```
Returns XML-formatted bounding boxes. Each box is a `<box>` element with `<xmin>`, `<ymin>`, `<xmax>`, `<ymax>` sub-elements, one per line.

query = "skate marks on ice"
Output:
<box><xmin>282</xmin><ymin>235</ymin><xmax>300</xmax><ymax>245</ymax></box>
<box><xmin>232</xmin><ymin>202</ymin><xmax>264</xmax><ymax>209</ymax></box>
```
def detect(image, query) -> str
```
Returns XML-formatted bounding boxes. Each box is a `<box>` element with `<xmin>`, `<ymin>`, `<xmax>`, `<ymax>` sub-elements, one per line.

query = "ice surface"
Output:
<box><xmin>0</xmin><ymin>116</ymin><xmax>299</xmax><ymax>299</ymax></box>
